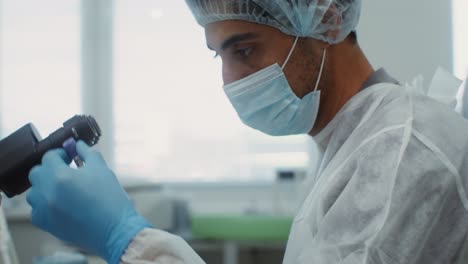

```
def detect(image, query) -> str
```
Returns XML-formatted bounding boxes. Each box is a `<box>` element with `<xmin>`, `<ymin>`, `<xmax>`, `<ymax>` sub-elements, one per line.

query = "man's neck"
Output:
<box><xmin>310</xmin><ymin>41</ymin><xmax>374</xmax><ymax>136</ymax></box>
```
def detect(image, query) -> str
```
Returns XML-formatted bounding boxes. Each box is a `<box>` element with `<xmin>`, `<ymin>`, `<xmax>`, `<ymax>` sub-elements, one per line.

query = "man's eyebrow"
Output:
<box><xmin>221</xmin><ymin>32</ymin><xmax>258</xmax><ymax>50</ymax></box>
<box><xmin>207</xmin><ymin>32</ymin><xmax>258</xmax><ymax>51</ymax></box>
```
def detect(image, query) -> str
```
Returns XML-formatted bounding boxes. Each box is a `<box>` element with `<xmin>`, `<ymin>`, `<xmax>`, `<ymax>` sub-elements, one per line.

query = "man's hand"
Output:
<box><xmin>27</xmin><ymin>141</ymin><xmax>152</xmax><ymax>264</ymax></box>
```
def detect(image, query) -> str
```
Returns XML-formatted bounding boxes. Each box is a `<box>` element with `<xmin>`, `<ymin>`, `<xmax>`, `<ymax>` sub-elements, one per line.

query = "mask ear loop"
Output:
<box><xmin>313</xmin><ymin>48</ymin><xmax>327</xmax><ymax>92</ymax></box>
<box><xmin>281</xmin><ymin>36</ymin><xmax>300</xmax><ymax>70</ymax></box>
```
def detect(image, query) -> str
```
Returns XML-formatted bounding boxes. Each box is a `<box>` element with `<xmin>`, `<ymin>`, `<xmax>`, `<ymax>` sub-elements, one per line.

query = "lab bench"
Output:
<box><xmin>189</xmin><ymin>214</ymin><xmax>292</xmax><ymax>264</ymax></box>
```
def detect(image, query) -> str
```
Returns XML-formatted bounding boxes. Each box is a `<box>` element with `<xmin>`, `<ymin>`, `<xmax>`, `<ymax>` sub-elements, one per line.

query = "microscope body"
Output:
<box><xmin>0</xmin><ymin>124</ymin><xmax>42</xmax><ymax>197</ymax></box>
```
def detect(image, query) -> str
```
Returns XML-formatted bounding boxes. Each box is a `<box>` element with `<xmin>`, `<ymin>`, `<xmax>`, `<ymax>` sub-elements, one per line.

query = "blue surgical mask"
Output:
<box><xmin>223</xmin><ymin>37</ymin><xmax>327</xmax><ymax>136</ymax></box>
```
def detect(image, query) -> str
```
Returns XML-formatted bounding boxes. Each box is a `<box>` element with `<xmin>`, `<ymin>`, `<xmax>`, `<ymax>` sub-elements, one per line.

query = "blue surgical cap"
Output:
<box><xmin>185</xmin><ymin>0</ymin><xmax>362</xmax><ymax>44</ymax></box>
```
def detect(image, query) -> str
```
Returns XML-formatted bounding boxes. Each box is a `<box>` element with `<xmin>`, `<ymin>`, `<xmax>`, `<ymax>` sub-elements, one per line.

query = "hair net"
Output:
<box><xmin>185</xmin><ymin>0</ymin><xmax>362</xmax><ymax>44</ymax></box>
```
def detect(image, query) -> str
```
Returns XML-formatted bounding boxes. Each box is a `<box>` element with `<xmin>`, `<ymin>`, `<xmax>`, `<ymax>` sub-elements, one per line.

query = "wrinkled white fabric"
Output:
<box><xmin>121</xmin><ymin>229</ymin><xmax>205</xmax><ymax>264</ymax></box>
<box><xmin>121</xmin><ymin>82</ymin><xmax>468</xmax><ymax>264</ymax></box>
<box><xmin>285</xmin><ymin>82</ymin><xmax>468</xmax><ymax>263</ymax></box>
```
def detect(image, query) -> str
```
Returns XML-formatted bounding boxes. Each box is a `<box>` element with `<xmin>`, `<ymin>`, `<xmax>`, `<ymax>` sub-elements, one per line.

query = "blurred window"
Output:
<box><xmin>0</xmin><ymin>0</ymin><xmax>81</xmax><ymax>138</ymax></box>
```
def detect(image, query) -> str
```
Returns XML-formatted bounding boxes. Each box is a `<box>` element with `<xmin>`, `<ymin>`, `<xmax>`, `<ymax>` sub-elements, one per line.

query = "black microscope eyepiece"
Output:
<box><xmin>63</xmin><ymin>115</ymin><xmax>101</xmax><ymax>146</ymax></box>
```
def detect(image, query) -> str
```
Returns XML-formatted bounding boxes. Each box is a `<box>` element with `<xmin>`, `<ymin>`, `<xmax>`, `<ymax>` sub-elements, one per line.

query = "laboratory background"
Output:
<box><xmin>0</xmin><ymin>0</ymin><xmax>467</xmax><ymax>263</ymax></box>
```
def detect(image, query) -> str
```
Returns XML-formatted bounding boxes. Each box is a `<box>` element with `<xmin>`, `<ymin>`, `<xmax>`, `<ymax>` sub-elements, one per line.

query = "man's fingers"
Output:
<box><xmin>76</xmin><ymin>141</ymin><xmax>94</xmax><ymax>162</ymax></box>
<box><xmin>41</xmin><ymin>149</ymin><xmax>70</xmax><ymax>166</ymax></box>
<box><xmin>76</xmin><ymin>141</ymin><xmax>107</xmax><ymax>166</ymax></box>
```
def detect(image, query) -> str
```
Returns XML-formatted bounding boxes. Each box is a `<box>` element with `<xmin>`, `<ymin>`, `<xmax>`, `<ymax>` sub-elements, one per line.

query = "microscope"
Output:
<box><xmin>0</xmin><ymin>115</ymin><xmax>101</xmax><ymax>198</ymax></box>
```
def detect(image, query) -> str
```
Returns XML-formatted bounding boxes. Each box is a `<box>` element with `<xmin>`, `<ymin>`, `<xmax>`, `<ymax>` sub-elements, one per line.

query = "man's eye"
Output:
<box><xmin>235</xmin><ymin>47</ymin><xmax>253</xmax><ymax>58</ymax></box>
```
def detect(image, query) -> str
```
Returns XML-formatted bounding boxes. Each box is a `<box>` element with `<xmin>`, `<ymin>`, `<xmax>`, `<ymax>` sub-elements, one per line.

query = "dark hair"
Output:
<box><xmin>348</xmin><ymin>31</ymin><xmax>357</xmax><ymax>43</ymax></box>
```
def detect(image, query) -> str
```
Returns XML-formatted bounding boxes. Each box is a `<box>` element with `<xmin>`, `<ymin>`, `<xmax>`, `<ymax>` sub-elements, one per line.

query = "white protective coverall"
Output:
<box><xmin>121</xmin><ymin>71</ymin><xmax>468</xmax><ymax>264</ymax></box>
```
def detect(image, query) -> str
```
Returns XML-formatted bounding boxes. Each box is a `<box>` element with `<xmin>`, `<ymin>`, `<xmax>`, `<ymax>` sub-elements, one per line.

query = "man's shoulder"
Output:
<box><xmin>365</xmin><ymin>86</ymin><xmax>468</xmax><ymax>138</ymax></box>
<box><xmin>354</xmin><ymin>86</ymin><xmax>468</xmax><ymax>158</ymax></box>
<box><xmin>363</xmin><ymin>87</ymin><xmax>468</xmax><ymax>174</ymax></box>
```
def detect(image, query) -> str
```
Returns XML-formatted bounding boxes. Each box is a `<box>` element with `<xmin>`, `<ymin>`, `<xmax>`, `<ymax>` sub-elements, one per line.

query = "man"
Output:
<box><xmin>26</xmin><ymin>0</ymin><xmax>468</xmax><ymax>263</ymax></box>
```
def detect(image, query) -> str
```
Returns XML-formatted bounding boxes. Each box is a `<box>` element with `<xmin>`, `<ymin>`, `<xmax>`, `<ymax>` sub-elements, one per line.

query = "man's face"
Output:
<box><xmin>205</xmin><ymin>20</ymin><xmax>324</xmax><ymax>99</ymax></box>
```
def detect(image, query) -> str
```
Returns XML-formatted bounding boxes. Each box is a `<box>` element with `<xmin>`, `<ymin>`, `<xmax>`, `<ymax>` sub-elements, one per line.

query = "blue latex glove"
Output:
<box><xmin>27</xmin><ymin>141</ymin><xmax>152</xmax><ymax>264</ymax></box>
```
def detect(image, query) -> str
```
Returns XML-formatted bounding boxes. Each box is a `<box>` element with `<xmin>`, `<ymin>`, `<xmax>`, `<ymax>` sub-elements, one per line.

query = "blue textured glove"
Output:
<box><xmin>26</xmin><ymin>141</ymin><xmax>152</xmax><ymax>264</ymax></box>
